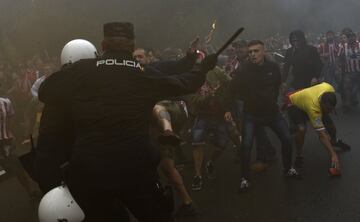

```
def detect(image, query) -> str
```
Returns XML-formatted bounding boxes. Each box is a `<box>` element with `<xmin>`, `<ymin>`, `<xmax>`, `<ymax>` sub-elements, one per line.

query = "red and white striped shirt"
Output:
<box><xmin>318</xmin><ymin>42</ymin><xmax>339</xmax><ymax>64</ymax></box>
<box><xmin>0</xmin><ymin>97</ymin><xmax>15</xmax><ymax>140</ymax></box>
<box><xmin>19</xmin><ymin>69</ymin><xmax>37</xmax><ymax>98</ymax></box>
<box><xmin>339</xmin><ymin>42</ymin><xmax>360</xmax><ymax>73</ymax></box>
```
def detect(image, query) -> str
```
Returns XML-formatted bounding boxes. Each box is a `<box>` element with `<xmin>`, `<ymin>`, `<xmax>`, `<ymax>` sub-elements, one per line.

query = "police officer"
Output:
<box><xmin>34</xmin><ymin>39</ymin><xmax>98</xmax><ymax>193</ymax></box>
<box><xmin>38</xmin><ymin>22</ymin><xmax>217</xmax><ymax>222</ymax></box>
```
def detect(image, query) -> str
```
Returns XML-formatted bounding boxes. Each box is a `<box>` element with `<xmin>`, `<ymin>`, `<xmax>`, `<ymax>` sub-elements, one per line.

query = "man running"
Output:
<box><xmin>134</xmin><ymin>42</ymin><xmax>200</xmax><ymax>216</ymax></box>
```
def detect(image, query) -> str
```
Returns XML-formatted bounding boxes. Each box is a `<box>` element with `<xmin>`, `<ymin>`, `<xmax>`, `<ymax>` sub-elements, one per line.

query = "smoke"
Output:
<box><xmin>1</xmin><ymin>0</ymin><xmax>360</xmax><ymax>59</ymax></box>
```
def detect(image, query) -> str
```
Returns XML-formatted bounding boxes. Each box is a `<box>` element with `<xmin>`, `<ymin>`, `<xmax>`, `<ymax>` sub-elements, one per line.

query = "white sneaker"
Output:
<box><xmin>284</xmin><ymin>167</ymin><xmax>302</xmax><ymax>179</ymax></box>
<box><xmin>239</xmin><ymin>178</ymin><xmax>250</xmax><ymax>192</ymax></box>
<box><xmin>0</xmin><ymin>169</ymin><xmax>6</xmax><ymax>176</ymax></box>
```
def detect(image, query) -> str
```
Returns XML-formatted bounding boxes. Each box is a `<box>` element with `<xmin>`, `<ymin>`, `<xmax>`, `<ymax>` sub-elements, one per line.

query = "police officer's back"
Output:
<box><xmin>39</xmin><ymin>22</ymin><xmax>215</xmax><ymax>222</ymax></box>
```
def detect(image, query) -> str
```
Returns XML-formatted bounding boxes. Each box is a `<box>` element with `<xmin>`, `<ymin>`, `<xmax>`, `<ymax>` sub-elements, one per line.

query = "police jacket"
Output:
<box><xmin>34</xmin><ymin>65</ymin><xmax>75</xmax><ymax>192</ymax></box>
<box><xmin>38</xmin><ymin>51</ymin><xmax>205</xmax><ymax>187</ymax></box>
<box><xmin>225</xmin><ymin>59</ymin><xmax>281</xmax><ymax>118</ymax></box>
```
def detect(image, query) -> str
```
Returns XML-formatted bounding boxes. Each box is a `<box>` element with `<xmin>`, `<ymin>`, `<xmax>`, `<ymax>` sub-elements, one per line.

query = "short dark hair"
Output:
<box><xmin>320</xmin><ymin>92</ymin><xmax>337</xmax><ymax>107</ymax></box>
<box><xmin>247</xmin><ymin>40</ymin><xmax>264</xmax><ymax>47</ymax></box>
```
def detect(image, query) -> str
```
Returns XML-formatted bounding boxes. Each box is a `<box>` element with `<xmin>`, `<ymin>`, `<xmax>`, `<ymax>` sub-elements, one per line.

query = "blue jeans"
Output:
<box><xmin>241</xmin><ymin>113</ymin><xmax>292</xmax><ymax>179</ymax></box>
<box><xmin>192</xmin><ymin>116</ymin><xmax>230</xmax><ymax>149</ymax></box>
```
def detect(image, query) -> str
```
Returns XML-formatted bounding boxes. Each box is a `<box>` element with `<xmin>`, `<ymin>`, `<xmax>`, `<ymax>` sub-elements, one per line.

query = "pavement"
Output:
<box><xmin>0</xmin><ymin>108</ymin><xmax>359</xmax><ymax>222</ymax></box>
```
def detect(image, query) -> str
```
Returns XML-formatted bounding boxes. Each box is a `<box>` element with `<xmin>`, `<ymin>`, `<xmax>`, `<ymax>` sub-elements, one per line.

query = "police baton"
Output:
<box><xmin>215</xmin><ymin>27</ymin><xmax>245</xmax><ymax>57</ymax></box>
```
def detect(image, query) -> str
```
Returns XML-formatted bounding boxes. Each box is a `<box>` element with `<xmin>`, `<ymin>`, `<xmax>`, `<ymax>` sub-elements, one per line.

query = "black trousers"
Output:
<box><xmin>33</xmin><ymin>134</ymin><xmax>72</xmax><ymax>193</ymax></box>
<box><xmin>67</xmin><ymin>173</ymin><xmax>174</xmax><ymax>222</ymax></box>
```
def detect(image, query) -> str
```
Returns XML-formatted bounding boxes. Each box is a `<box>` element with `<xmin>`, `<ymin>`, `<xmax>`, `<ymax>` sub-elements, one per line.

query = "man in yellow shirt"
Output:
<box><xmin>286</xmin><ymin>82</ymin><xmax>350</xmax><ymax>176</ymax></box>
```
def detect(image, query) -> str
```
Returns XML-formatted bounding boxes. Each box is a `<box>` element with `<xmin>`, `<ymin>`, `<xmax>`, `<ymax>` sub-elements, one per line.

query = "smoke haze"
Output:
<box><xmin>1</xmin><ymin>0</ymin><xmax>360</xmax><ymax>59</ymax></box>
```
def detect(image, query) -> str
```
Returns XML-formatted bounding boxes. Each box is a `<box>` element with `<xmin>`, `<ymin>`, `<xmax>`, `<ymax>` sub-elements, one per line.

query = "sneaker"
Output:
<box><xmin>333</xmin><ymin>139</ymin><xmax>351</xmax><ymax>151</ymax></box>
<box><xmin>328</xmin><ymin>167</ymin><xmax>341</xmax><ymax>177</ymax></box>
<box><xmin>205</xmin><ymin>162</ymin><xmax>215</xmax><ymax>179</ymax></box>
<box><xmin>0</xmin><ymin>169</ymin><xmax>6</xmax><ymax>176</ymax></box>
<box><xmin>239</xmin><ymin>178</ymin><xmax>250</xmax><ymax>192</ymax></box>
<box><xmin>250</xmin><ymin>162</ymin><xmax>268</xmax><ymax>173</ymax></box>
<box><xmin>284</xmin><ymin>167</ymin><xmax>302</xmax><ymax>179</ymax></box>
<box><xmin>158</xmin><ymin>130</ymin><xmax>181</xmax><ymax>146</ymax></box>
<box><xmin>294</xmin><ymin>156</ymin><xmax>304</xmax><ymax>169</ymax></box>
<box><xmin>175</xmin><ymin>202</ymin><xmax>200</xmax><ymax>217</ymax></box>
<box><xmin>191</xmin><ymin>176</ymin><xmax>203</xmax><ymax>191</ymax></box>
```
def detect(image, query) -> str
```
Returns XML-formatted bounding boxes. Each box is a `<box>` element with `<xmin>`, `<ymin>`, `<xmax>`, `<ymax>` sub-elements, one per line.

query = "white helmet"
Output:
<box><xmin>38</xmin><ymin>185</ymin><xmax>85</xmax><ymax>222</ymax></box>
<box><xmin>61</xmin><ymin>39</ymin><xmax>98</xmax><ymax>65</ymax></box>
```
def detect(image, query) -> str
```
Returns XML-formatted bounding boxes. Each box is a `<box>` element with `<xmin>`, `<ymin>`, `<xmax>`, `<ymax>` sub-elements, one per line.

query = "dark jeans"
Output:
<box><xmin>343</xmin><ymin>72</ymin><xmax>360</xmax><ymax>107</ymax></box>
<box><xmin>322</xmin><ymin>63</ymin><xmax>338</xmax><ymax>89</ymax></box>
<box><xmin>255</xmin><ymin>127</ymin><xmax>276</xmax><ymax>162</ymax></box>
<box><xmin>68</xmin><ymin>175</ymin><xmax>174</xmax><ymax>222</ymax></box>
<box><xmin>241</xmin><ymin>113</ymin><xmax>292</xmax><ymax>179</ymax></box>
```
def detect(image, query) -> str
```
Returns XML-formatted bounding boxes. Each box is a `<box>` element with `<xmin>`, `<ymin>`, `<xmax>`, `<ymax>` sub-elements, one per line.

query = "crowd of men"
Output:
<box><xmin>0</xmin><ymin>23</ymin><xmax>359</xmax><ymax>221</ymax></box>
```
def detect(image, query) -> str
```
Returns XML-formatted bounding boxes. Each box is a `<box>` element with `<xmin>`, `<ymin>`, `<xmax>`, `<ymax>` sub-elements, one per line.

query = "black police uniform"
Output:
<box><xmin>34</xmin><ymin>54</ymin><xmax>197</xmax><ymax>194</ymax></box>
<box><xmin>38</xmin><ymin>51</ymin><xmax>206</xmax><ymax>222</ymax></box>
<box><xmin>34</xmin><ymin>65</ymin><xmax>75</xmax><ymax>193</ymax></box>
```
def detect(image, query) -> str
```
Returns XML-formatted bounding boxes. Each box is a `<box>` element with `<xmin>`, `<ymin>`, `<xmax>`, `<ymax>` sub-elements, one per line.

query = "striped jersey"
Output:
<box><xmin>19</xmin><ymin>70</ymin><xmax>37</xmax><ymax>97</ymax></box>
<box><xmin>318</xmin><ymin>42</ymin><xmax>339</xmax><ymax>64</ymax></box>
<box><xmin>0</xmin><ymin>97</ymin><xmax>15</xmax><ymax>140</ymax></box>
<box><xmin>339</xmin><ymin>42</ymin><xmax>360</xmax><ymax>73</ymax></box>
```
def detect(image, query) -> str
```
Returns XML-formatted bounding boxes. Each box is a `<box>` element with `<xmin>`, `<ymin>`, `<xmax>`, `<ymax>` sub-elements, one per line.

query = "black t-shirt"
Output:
<box><xmin>284</xmin><ymin>45</ymin><xmax>323</xmax><ymax>89</ymax></box>
<box><xmin>226</xmin><ymin>59</ymin><xmax>281</xmax><ymax>118</ymax></box>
